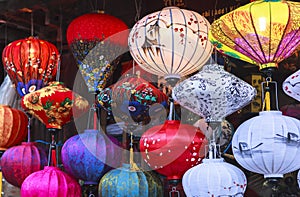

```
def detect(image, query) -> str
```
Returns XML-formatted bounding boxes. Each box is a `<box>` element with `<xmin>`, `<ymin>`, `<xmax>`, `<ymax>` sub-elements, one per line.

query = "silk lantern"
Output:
<box><xmin>99</xmin><ymin>163</ymin><xmax>163</xmax><ymax>197</ymax></box>
<box><xmin>129</xmin><ymin>6</ymin><xmax>213</xmax><ymax>85</ymax></box>
<box><xmin>21</xmin><ymin>81</ymin><xmax>89</xmax><ymax>129</ymax></box>
<box><xmin>283</xmin><ymin>69</ymin><xmax>300</xmax><ymax>102</ymax></box>
<box><xmin>0</xmin><ymin>105</ymin><xmax>27</xmax><ymax>150</ymax></box>
<box><xmin>209</xmin><ymin>0</ymin><xmax>300</xmax><ymax>70</ymax></box>
<box><xmin>182</xmin><ymin>158</ymin><xmax>247</xmax><ymax>197</ymax></box>
<box><xmin>61</xmin><ymin>129</ymin><xmax>121</xmax><ymax>184</ymax></box>
<box><xmin>1</xmin><ymin>142</ymin><xmax>47</xmax><ymax>187</ymax></box>
<box><xmin>112</xmin><ymin>75</ymin><xmax>168</xmax><ymax>123</ymax></box>
<box><xmin>2</xmin><ymin>37</ymin><xmax>59</xmax><ymax>97</ymax></box>
<box><xmin>21</xmin><ymin>166</ymin><xmax>81</xmax><ymax>197</ymax></box>
<box><xmin>140</xmin><ymin>120</ymin><xmax>207</xmax><ymax>180</ymax></box>
<box><xmin>232</xmin><ymin>111</ymin><xmax>300</xmax><ymax>178</ymax></box>
<box><xmin>172</xmin><ymin>63</ymin><xmax>256</xmax><ymax>122</ymax></box>
<box><xmin>67</xmin><ymin>12</ymin><xmax>128</xmax><ymax>93</ymax></box>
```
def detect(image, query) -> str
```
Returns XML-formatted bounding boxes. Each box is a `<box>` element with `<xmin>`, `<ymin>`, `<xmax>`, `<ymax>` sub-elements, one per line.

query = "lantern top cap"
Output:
<box><xmin>202</xmin><ymin>158</ymin><xmax>224</xmax><ymax>163</ymax></box>
<box><xmin>259</xmin><ymin>110</ymin><xmax>282</xmax><ymax>116</ymax></box>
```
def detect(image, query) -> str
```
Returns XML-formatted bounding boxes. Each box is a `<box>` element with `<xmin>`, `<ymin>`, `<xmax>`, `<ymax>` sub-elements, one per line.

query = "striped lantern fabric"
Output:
<box><xmin>0</xmin><ymin>105</ymin><xmax>28</xmax><ymax>150</ymax></box>
<box><xmin>1</xmin><ymin>142</ymin><xmax>47</xmax><ymax>187</ymax></box>
<box><xmin>21</xmin><ymin>166</ymin><xmax>81</xmax><ymax>197</ymax></box>
<box><xmin>182</xmin><ymin>158</ymin><xmax>247</xmax><ymax>197</ymax></box>
<box><xmin>129</xmin><ymin>6</ymin><xmax>212</xmax><ymax>81</ymax></box>
<box><xmin>2</xmin><ymin>37</ymin><xmax>59</xmax><ymax>97</ymax></box>
<box><xmin>232</xmin><ymin>111</ymin><xmax>300</xmax><ymax>178</ymax></box>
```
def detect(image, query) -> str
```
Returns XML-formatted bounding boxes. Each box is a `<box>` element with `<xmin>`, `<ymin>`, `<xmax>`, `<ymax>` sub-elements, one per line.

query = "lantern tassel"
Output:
<box><xmin>129</xmin><ymin>132</ymin><xmax>139</xmax><ymax>171</ymax></box>
<box><xmin>265</xmin><ymin>91</ymin><xmax>271</xmax><ymax>111</ymax></box>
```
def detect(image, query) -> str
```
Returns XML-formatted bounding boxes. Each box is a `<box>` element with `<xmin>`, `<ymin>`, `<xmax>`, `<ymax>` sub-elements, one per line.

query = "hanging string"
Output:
<box><xmin>30</xmin><ymin>12</ymin><xmax>34</xmax><ymax>36</ymax></box>
<box><xmin>134</xmin><ymin>0</ymin><xmax>142</xmax><ymax>22</ymax></box>
<box><xmin>56</xmin><ymin>0</ymin><xmax>64</xmax><ymax>82</ymax></box>
<box><xmin>27</xmin><ymin>116</ymin><xmax>31</xmax><ymax>142</ymax></box>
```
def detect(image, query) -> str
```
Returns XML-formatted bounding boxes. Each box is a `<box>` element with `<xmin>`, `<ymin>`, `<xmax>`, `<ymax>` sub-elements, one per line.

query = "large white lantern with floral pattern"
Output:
<box><xmin>182</xmin><ymin>158</ymin><xmax>247</xmax><ymax>197</ymax></box>
<box><xmin>129</xmin><ymin>7</ymin><xmax>213</xmax><ymax>84</ymax></box>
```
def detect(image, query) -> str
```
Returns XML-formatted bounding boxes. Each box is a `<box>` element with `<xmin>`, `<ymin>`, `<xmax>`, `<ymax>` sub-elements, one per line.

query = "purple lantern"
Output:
<box><xmin>61</xmin><ymin>129</ymin><xmax>121</xmax><ymax>184</ymax></box>
<box><xmin>1</xmin><ymin>142</ymin><xmax>47</xmax><ymax>187</ymax></box>
<box><xmin>21</xmin><ymin>166</ymin><xmax>81</xmax><ymax>197</ymax></box>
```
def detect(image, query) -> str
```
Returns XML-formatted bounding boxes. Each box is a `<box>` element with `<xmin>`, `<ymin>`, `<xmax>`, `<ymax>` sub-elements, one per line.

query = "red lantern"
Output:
<box><xmin>66</xmin><ymin>13</ymin><xmax>129</xmax><ymax>93</ymax></box>
<box><xmin>2</xmin><ymin>37</ymin><xmax>59</xmax><ymax>97</ymax></box>
<box><xmin>0</xmin><ymin>105</ymin><xmax>27</xmax><ymax>150</ymax></box>
<box><xmin>1</xmin><ymin>142</ymin><xmax>47</xmax><ymax>187</ymax></box>
<box><xmin>21</xmin><ymin>81</ymin><xmax>89</xmax><ymax>129</ymax></box>
<box><xmin>21</xmin><ymin>166</ymin><xmax>81</xmax><ymax>197</ymax></box>
<box><xmin>140</xmin><ymin>120</ymin><xmax>207</xmax><ymax>180</ymax></box>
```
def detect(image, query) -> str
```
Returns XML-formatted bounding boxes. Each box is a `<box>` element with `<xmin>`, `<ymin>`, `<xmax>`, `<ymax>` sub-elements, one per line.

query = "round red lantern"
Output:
<box><xmin>21</xmin><ymin>166</ymin><xmax>81</xmax><ymax>197</ymax></box>
<box><xmin>0</xmin><ymin>105</ymin><xmax>28</xmax><ymax>150</ymax></box>
<box><xmin>2</xmin><ymin>37</ymin><xmax>59</xmax><ymax>97</ymax></box>
<box><xmin>1</xmin><ymin>142</ymin><xmax>47</xmax><ymax>187</ymax></box>
<box><xmin>139</xmin><ymin>120</ymin><xmax>207</xmax><ymax>180</ymax></box>
<box><xmin>67</xmin><ymin>12</ymin><xmax>129</xmax><ymax>93</ymax></box>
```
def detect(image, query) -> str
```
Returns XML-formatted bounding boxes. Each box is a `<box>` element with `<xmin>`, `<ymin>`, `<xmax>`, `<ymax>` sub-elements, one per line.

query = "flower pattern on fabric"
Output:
<box><xmin>22</xmin><ymin>81</ymin><xmax>89</xmax><ymax>129</ymax></box>
<box><xmin>172</xmin><ymin>64</ymin><xmax>257</xmax><ymax>122</ymax></box>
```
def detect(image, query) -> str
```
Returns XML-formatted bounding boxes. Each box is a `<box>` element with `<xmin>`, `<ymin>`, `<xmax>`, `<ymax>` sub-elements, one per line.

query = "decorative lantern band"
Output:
<box><xmin>259</xmin><ymin>62</ymin><xmax>278</xmax><ymax>70</ymax></box>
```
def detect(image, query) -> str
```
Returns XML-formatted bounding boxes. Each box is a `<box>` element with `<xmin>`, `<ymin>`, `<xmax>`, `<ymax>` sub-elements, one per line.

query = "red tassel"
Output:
<box><xmin>51</xmin><ymin>149</ymin><xmax>57</xmax><ymax>166</ymax></box>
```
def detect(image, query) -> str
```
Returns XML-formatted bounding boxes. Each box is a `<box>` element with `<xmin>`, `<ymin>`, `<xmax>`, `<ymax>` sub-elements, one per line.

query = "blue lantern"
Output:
<box><xmin>99</xmin><ymin>163</ymin><xmax>163</xmax><ymax>197</ymax></box>
<box><xmin>61</xmin><ymin>129</ymin><xmax>121</xmax><ymax>184</ymax></box>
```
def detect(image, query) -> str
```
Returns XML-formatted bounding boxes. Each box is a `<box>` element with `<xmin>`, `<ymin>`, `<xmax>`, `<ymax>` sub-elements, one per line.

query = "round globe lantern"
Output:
<box><xmin>232</xmin><ymin>111</ymin><xmax>300</xmax><ymax>178</ymax></box>
<box><xmin>209</xmin><ymin>0</ymin><xmax>300</xmax><ymax>71</ymax></box>
<box><xmin>182</xmin><ymin>158</ymin><xmax>247</xmax><ymax>197</ymax></box>
<box><xmin>1</xmin><ymin>142</ymin><xmax>47</xmax><ymax>187</ymax></box>
<box><xmin>2</xmin><ymin>37</ymin><xmax>59</xmax><ymax>97</ymax></box>
<box><xmin>61</xmin><ymin>129</ymin><xmax>121</xmax><ymax>184</ymax></box>
<box><xmin>140</xmin><ymin>120</ymin><xmax>207</xmax><ymax>180</ymax></box>
<box><xmin>99</xmin><ymin>163</ymin><xmax>163</xmax><ymax>197</ymax></box>
<box><xmin>21</xmin><ymin>166</ymin><xmax>81</xmax><ymax>197</ymax></box>
<box><xmin>0</xmin><ymin>105</ymin><xmax>28</xmax><ymax>150</ymax></box>
<box><xmin>129</xmin><ymin>6</ymin><xmax>213</xmax><ymax>85</ymax></box>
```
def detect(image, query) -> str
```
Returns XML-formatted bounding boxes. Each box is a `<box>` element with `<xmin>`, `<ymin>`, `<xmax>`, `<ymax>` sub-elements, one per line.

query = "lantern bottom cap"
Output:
<box><xmin>259</xmin><ymin>62</ymin><xmax>278</xmax><ymax>70</ymax></box>
<box><xmin>264</xmin><ymin>174</ymin><xmax>283</xmax><ymax>179</ymax></box>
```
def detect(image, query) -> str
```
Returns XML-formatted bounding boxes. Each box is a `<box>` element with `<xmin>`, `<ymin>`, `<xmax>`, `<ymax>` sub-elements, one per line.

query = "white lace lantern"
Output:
<box><xmin>129</xmin><ymin>7</ymin><xmax>213</xmax><ymax>84</ymax></box>
<box><xmin>172</xmin><ymin>63</ymin><xmax>256</xmax><ymax>122</ymax></box>
<box><xmin>182</xmin><ymin>158</ymin><xmax>247</xmax><ymax>197</ymax></box>
<box><xmin>232</xmin><ymin>111</ymin><xmax>300</xmax><ymax>178</ymax></box>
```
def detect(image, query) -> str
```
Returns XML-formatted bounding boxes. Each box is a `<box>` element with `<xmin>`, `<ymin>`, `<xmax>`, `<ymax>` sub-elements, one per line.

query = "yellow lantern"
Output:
<box><xmin>209</xmin><ymin>0</ymin><xmax>300</xmax><ymax>70</ymax></box>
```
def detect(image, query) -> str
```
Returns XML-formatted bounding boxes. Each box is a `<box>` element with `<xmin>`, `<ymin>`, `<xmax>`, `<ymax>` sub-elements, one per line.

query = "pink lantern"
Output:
<box><xmin>1</xmin><ymin>142</ymin><xmax>47</xmax><ymax>187</ymax></box>
<box><xmin>21</xmin><ymin>166</ymin><xmax>81</xmax><ymax>197</ymax></box>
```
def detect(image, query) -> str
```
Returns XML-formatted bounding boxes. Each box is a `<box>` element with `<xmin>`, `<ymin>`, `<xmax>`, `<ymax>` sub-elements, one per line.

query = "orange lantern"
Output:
<box><xmin>0</xmin><ymin>105</ymin><xmax>28</xmax><ymax>150</ymax></box>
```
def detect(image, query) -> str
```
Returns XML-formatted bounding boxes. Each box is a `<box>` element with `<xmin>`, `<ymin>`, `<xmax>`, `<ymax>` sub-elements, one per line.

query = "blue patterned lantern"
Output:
<box><xmin>61</xmin><ymin>129</ymin><xmax>121</xmax><ymax>184</ymax></box>
<box><xmin>99</xmin><ymin>163</ymin><xmax>163</xmax><ymax>197</ymax></box>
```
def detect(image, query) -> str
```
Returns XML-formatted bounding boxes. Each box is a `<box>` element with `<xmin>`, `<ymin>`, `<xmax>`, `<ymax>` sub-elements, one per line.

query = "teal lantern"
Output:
<box><xmin>99</xmin><ymin>163</ymin><xmax>163</xmax><ymax>197</ymax></box>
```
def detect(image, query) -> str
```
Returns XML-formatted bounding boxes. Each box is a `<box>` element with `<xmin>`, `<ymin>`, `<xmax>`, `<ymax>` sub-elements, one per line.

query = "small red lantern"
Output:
<box><xmin>2</xmin><ymin>37</ymin><xmax>59</xmax><ymax>97</ymax></box>
<box><xmin>21</xmin><ymin>166</ymin><xmax>81</xmax><ymax>197</ymax></box>
<box><xmin>1</xmin><ymin>142</ymin><xmax>47</xmax><ymax>187</ymax></box>
<box><xmin>21</xmin><ymin>81</ymin><xmax>89</xmax><ymax>129</ymax></box>
<box><xmin>140</xmin><ymin>120</ymin><xmax>207</xmax><ymax>180</ymax></box>
<box><xmin>0</xmin><ymin>105</ymin><xmax>27</xmax><ymax>150</ymax></box>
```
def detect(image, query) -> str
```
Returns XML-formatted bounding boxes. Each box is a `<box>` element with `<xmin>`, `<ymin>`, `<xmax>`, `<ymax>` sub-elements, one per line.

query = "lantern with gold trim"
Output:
<box><xmin>2</xmin><ymin>37</ymin><xmax>60</xmax><ymax>97</ymax></box>
<box><xmin>209</xmin><ymin>0</ymin><xmax>300</xmax><ymax>71</ymax></box>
